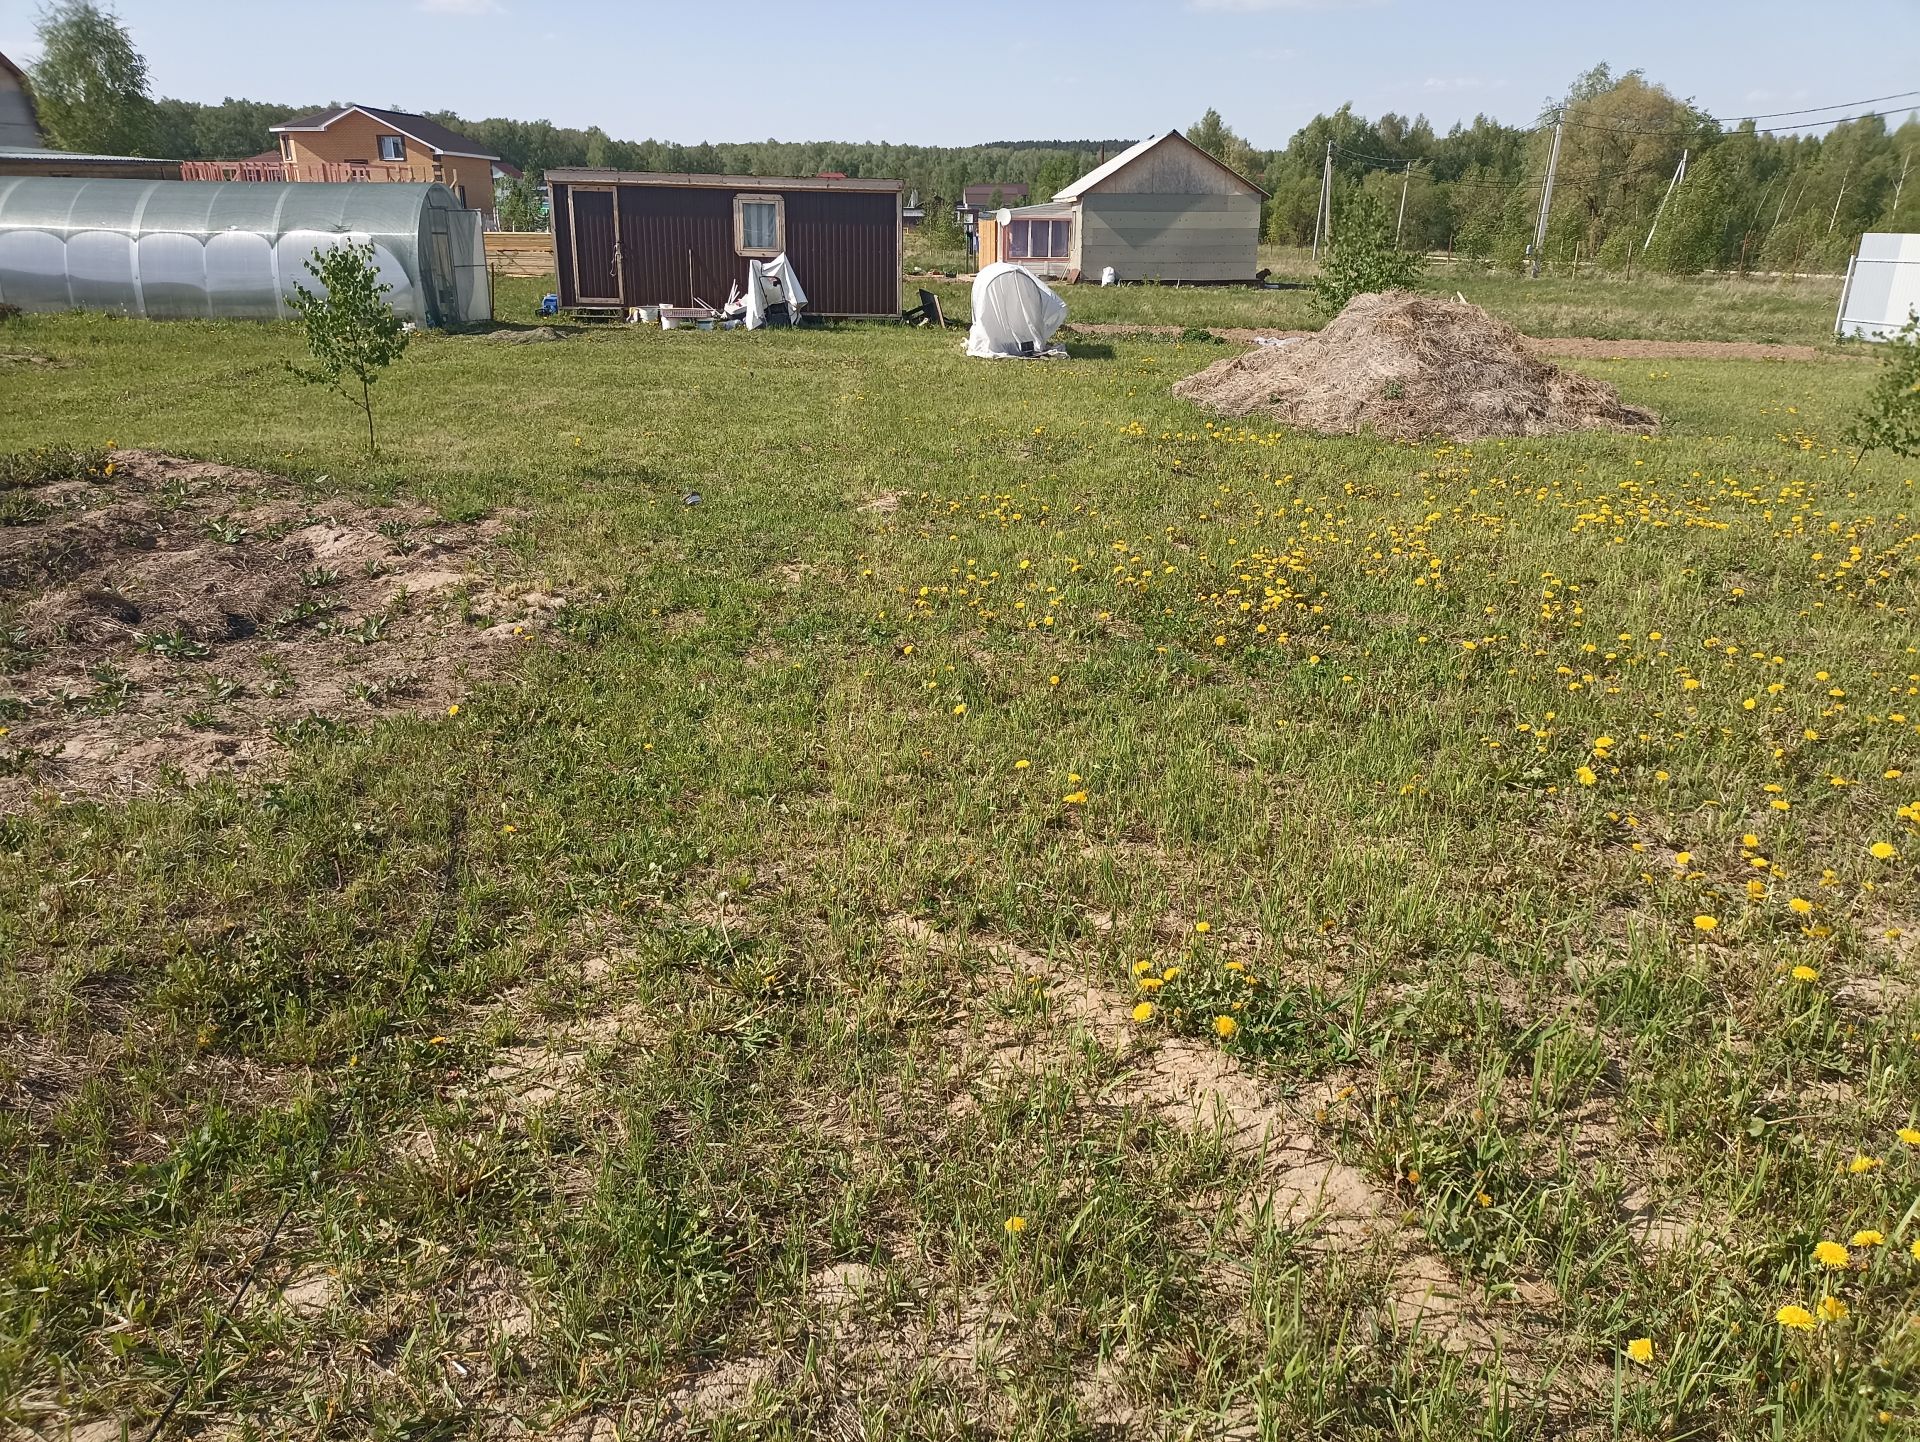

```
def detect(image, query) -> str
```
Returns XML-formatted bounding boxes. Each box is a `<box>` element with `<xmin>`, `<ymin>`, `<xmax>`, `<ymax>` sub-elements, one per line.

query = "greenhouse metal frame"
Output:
<box><xmin>0</xmin><ymin>177</ymin><xmax>489</xmax><ymax>327</ymax></box>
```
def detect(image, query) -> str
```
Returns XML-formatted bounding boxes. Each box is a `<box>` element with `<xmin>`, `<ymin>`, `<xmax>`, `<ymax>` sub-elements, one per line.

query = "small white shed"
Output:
<box><xmin>1837</xmin><ymin>233</ymin><xmax>1920</xmax><ymax>340</ymax></box>
<box><xmin>979</xmin><ymin>131</ymin><xmax>1266</xmax><ymax>285</ymax></box>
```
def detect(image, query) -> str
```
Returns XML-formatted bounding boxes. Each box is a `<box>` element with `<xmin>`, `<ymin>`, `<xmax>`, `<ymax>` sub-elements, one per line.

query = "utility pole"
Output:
<box><xmin>1642</xmin><ymin>147</ymin><xmax>1689</xmax><ymax>255</ymax></box>
<box><xmin>1312</xmin><ymin>141</ymin><xmax>1332</xmax><ymax>262</ymax></box>
<box><xmin>1530</xmin><ymin>116</ymin><xmax>1563</xmax><ymax>277</ymax></box>
<box><xmin>1396</xmin><ymin>165</ymin><xmax>1411</xmax><ymax>248</ymax></box>
<box><xmin>1828</xmin><ymin>162</ymin><xmax>1853</xmax><ymax>235</ymax></box>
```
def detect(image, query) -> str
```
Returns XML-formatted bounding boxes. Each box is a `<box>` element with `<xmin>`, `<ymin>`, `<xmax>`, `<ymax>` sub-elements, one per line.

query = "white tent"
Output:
<box><xmin>1836</xmin><ymin>234</ymin><xmax>1920</xmax><ymax>341</ymax></box>
<box><xmin>966</xmin><ymin>261</ymin><xmax>1067</xmax><ymax>359</ymax></box>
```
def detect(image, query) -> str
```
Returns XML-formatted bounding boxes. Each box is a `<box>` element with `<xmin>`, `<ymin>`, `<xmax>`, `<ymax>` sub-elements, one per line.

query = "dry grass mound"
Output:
<box><xmin>0</xmin><ymin>450</ymin><xmax>566</xmax><ymax>811</ymax></box>
<box><xmin>1172</xmin><ymin>290</ymin><xmax>1660</xmax><ymax>441</ymax></box>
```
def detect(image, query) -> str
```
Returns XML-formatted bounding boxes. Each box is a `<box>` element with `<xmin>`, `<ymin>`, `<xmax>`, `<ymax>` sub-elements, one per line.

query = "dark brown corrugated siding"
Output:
<box><xmin>551</xmin><ymin>182</ymin><xmax>576</xmax><ymax>303</ymax></box>
<box><xmin>782</xmin><ymin>190</ymin><xmax>897</xmax><ymax>317</ymax></box>
<box><xmin>555</xmin><ymin>182</ymin><xmax>896</xmax><ymax>316</ymax></box>
<box><xmin>618</xmin><ymin>186</ymin><xmax>735</xmax><ymax>308</ymax></box>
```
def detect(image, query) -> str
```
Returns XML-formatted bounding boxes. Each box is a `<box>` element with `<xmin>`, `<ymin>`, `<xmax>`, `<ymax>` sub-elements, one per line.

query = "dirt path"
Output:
<box><xmin>1065</xmin><ymin>322</ymin><xmax>1847</xmax><ymax>363</ymax></box>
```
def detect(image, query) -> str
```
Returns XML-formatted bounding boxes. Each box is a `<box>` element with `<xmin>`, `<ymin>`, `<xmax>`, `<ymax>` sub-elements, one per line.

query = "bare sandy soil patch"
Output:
<box><xmin>0</xmin><ymin>450</ymin><xmax>564</xmax><ymax>811</ymax></box>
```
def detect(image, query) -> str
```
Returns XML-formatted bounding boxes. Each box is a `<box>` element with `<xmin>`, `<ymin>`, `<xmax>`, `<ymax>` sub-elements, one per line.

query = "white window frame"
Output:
<box><xmin>1007</xmin><ymin>216</ymin><xmax>1071</xmax><ymax>262</ymax></box>
<box><xmin>733</xmin><ymin>193</ymin><xmax>784</xmax><ymax>258</ymax></box>
<box><xmin>377</xmin><ymin>135</ymin><xmax>406</xmax><ymax>162</ymax></box>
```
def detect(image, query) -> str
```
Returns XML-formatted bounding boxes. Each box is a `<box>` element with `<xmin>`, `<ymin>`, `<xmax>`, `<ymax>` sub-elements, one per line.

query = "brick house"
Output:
<box><xmin>263</xmin><ymin>104</ymin><xmax>497</xmax><ymax>206</ymax></box>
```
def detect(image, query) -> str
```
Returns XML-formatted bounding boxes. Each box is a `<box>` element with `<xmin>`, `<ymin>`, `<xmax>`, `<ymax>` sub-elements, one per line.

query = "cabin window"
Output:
<box><xmin>278</xmin><ymin>135</ymin><xmax>292</xmax><ymax>159</ymax></box>
<box><xmin>1005</xmin><ymin>217</ymin><xmax>1071</xmax><ymax>262</ymax></box>
<box><xmin>378</xmin><ymin>135</ymin><xmax>405</xmax><ymax>162</ymax></box>
<box><xmin>734</xmin><ymin>194</ymin><xmax>784</xmax><ymax>257</ymax></box>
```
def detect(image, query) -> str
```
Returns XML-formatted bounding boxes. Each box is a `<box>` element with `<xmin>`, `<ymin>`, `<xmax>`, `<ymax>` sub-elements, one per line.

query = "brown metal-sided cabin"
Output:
<box><xmin>547</xmin><ymin>169</ymin><xmax>902</xmax><ymax>318</ymax></box>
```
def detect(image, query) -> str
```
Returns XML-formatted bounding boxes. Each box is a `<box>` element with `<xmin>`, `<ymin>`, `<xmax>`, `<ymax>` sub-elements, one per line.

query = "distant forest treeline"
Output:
<box><xmin>151</xmin><ymin>63</ymin><xmax>1919</xmax><ymax>273</ymax></box>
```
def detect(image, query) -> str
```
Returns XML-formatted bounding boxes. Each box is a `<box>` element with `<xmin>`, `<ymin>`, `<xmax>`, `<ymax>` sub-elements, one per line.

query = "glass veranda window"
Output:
<box><xmin>1007</xmin><ymin>217</ymin><xmax>1069</xmax><ymax>261</ymax></box>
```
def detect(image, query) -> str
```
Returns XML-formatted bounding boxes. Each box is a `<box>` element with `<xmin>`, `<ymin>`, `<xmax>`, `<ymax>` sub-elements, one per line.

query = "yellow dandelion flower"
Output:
<box><xmin>1626</xmin><ymin>1337</ymin><xmax>1654</xmax><ymax>1365</ymax></box>
<box><xmin>1776</xmin><ymin>1304</ymin><xmax>1816</xmax><ymax>1331</ymax></box>
<box><xmin>1896</xmin><ymin>1127</ymin><xmax>1920</xmax><ymax>1146</ymax></box>
<box><xmin>1693</xmin><ymin>915</ymin><xmax>1718</xmax><ymax>932</ymax></box>
<box><xmin>1818</xmin><ymin>1295</ymin><xmax>1849</xmax><ymax>1323</ymax></box>
<box><xmin>1213</xmin><ymin>1014</ymin><xmax>1238</xmax><ymax>1039</ymax></box>
<box><xmin>1869</xmin><ymin>841</ymin><xmax>1897</xmax><ymax>861</ymax></box>
<box><xmin>1003</xmin><ymin>1215</ymin><xmax>1026</xmax><ymax>1234</ymax></box>
<box><xmin>1132</xmin><ymin>960</ymin><xmax>1154</xmax><ymax>976</ymax></box>
<box><xmin>1193</xmin><ymin>920</ymin><xmax>1212</xmax><ymax>934</ymax></box>
<box><xmin>1674</xmin><ymin>851</ymin><xmax>1692</xmax><ymax>867</ymax></box>
<box><xmin>1850</xmin><ymin>1230</ymin><xmax>1884</xmax><ymax>1248</ymax></box>
<box><xmin>952</xmin><ymin>702</ymin><xmax>967</xmax><ymax>715</ymax></box>
<box><xmin>1788</xmin><ymin>897</ymin><xmax>1814</xmax><ymax>915</ymax></box>
<box><xmin>1848</xmin><ymin>1154</ymin><xmax>1882</xmax><ymax>1174</ymax></box>
<box><xmin>446</xmin><ymin>704</ymin><xmax>460</xmax><ymax>717</ymax></box>
<box><xmin>1791</xmin><ymin>965</ymin><xmax>1820</xmax><ymax>982</ymax></box>
<box><xmin>1912</xmin><ymin>1238</ymin><xmax>1920</xmax><ymax>1261</ymax></box>
<box><xmin>1014</xmin><ymin>758</ymin><xmax>1030</xmax><ymax>770</ymax></box>
<box><xmin>1814</xmin><ymin>1240</ymin><xmax>1851</xmax><ymax>1266</ymax></box>
<box><xmin>1137</xmin><ymin>976</ymin><xmax>1164</xmax><ymax>991</ymax></box>
<box><xmin>1062</xmin><ymin>790</ymin><xmax>1088</xmax><ymax>805</ymax></box>
<box><xmin>1576</xmin><ymin>765</ymin><xmax>1598</xmax><ymax>786</ymax></box>
<box><xmin>1131</xmin><ymin>1001</ymin><xmax>1155</xmax><ymax>1023</ymax></box>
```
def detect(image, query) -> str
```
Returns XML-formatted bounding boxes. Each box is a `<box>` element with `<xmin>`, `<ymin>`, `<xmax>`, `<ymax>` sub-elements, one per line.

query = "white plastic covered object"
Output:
<box><xmin>965</xmin><ymin>261</ymin><xmax>1067</xmax><ymax>359</ymax></box>
<box><xmin>737</xmin><ymin>252</ymin><xmax>808</xmax><ymax>329</ymax></box>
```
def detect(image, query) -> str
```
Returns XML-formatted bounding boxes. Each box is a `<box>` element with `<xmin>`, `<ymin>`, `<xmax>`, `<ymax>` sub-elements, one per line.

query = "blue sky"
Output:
<box><xmin>4</xmin><ymin>0</ymin><xmax>1915</xmax><ymax>149</ymax></box>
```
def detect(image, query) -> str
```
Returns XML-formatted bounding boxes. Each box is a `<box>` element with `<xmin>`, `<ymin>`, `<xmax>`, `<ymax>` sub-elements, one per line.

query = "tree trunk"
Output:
<box><xmin>362</xmin><ymin>378</ymin><xmax>376</xmax><ymax>458</ymax></box>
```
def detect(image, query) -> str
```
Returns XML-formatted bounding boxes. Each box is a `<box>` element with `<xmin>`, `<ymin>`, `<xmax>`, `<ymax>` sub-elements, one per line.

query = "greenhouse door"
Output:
<box><xmin>568</xmin><ymin>187</ymin><xmax>622</xmax><ymax>306</ymax></box>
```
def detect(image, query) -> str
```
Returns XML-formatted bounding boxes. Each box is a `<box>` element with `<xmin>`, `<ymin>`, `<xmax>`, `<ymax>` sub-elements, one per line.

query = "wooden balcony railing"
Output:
<box><xmin>180</xmin><ymin>160</ymin><xmax>439</xmax><ymax>184</ymax></box>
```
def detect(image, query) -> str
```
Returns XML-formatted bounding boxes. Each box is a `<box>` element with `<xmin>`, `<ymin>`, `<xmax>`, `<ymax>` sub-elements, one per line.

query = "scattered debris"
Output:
<box><xmin>466</xmin><ymin>325</ymin><xmax>574</xmax><ymax>344</ymax></box>
<box><xmin>1173</xmin><ymin>289</ymin><xmax>1661</xmax><ymax>440</ymax></box>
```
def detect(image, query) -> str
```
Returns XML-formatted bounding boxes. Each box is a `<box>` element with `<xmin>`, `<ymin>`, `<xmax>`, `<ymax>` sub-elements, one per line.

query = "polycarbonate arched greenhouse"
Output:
<box><xmin>0</xmin><ymin>178</ymin><xmax>490</xmax><ymax>327</ymax></box>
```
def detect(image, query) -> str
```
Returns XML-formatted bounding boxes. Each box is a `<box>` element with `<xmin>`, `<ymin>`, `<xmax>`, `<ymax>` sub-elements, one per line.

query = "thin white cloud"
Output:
<box><xmin>1188</xmin><ymin>0</ymin><xmax>1377</xmax><ymax>11</ymax></box>
<box><xmin>416</xmin><ymin>0</ymin><xmax>503</xmax><ymax>13</ymax></box>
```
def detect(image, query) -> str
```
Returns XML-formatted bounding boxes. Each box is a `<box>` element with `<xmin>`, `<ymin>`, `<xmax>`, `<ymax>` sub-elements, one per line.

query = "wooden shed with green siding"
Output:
<box><xmin>990</xmin><ymin>130</ymin><xmax>1266</xmax><ymax>285</ymax></box>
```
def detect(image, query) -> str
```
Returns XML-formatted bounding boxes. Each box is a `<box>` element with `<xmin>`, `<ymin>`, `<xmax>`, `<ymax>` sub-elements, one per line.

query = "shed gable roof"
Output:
<box><xmin>270</xmin><ymin>104</ymin><xmax>498</xmax><ymax>161</ymax></box>
<box><xmin>0</xmin><ymin>49</ymin><xmax>43</xmax><ymax>146</ymax></box>
<box><xmin>1054</xmin><ymin>130</ymin><xmax>1267</xmax><ymax>201</ymax></box>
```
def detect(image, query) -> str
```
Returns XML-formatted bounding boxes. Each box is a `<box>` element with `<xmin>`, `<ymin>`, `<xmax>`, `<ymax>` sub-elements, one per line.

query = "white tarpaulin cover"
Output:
<box><xmin>1836</xmin><ymin>233</ymin><xmax>1920</xmax><ymax>341</ymax></box>
<box><xmin>966</xmin><ymin>261</ymin><xmax>1067</xmax><ymax>359</ymax></box>
<box><xmin>727</xmin><ymin>252</ymin><xmax>808</xmax><ymax>329</ymax></box>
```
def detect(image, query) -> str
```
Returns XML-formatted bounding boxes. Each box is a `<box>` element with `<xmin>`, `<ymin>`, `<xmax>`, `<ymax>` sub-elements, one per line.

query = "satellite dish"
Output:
<box><xmin>996</xmin><ymin>208</ymin><xmax>1013</xmax><ymax>225</ymax></box>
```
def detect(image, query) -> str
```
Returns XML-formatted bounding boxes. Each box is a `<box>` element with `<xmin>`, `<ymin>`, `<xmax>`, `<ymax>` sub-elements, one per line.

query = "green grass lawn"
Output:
<box><xmin>2</xmin><ymin>302</ymin><xmax>1917</xmax><ymax>1440</ymax></box>
<box><xmin>897</xmin><ymin>240</ymin><xmax>1844</xmax><ymax>345</ymax></box>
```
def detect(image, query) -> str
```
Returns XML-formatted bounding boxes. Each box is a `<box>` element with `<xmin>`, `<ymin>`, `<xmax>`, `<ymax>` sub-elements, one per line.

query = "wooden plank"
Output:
<box><xmin>483</xmin><ymin>231</ymin><xmax>556</xmax><ymax>276</ymax></box>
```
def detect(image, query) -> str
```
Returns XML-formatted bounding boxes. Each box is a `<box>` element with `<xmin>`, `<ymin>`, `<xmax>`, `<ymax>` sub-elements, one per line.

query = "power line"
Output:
<box><xmin>1720</xmin><ymin>89</ymin><xmax>1920</xmax><ymax>123</ymax></box>
<box><xmin>1562</xmin><ymin>104</ymin><xmax>1916</xmax><ymax>138</ymax></box>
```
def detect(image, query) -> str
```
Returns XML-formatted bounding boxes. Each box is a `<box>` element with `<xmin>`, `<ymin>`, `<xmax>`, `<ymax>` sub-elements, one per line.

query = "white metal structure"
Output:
<box><xmin>1836</xmin><ymin>233</ymin><xmax>1920</xmax><ymax>340</ymax></box>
